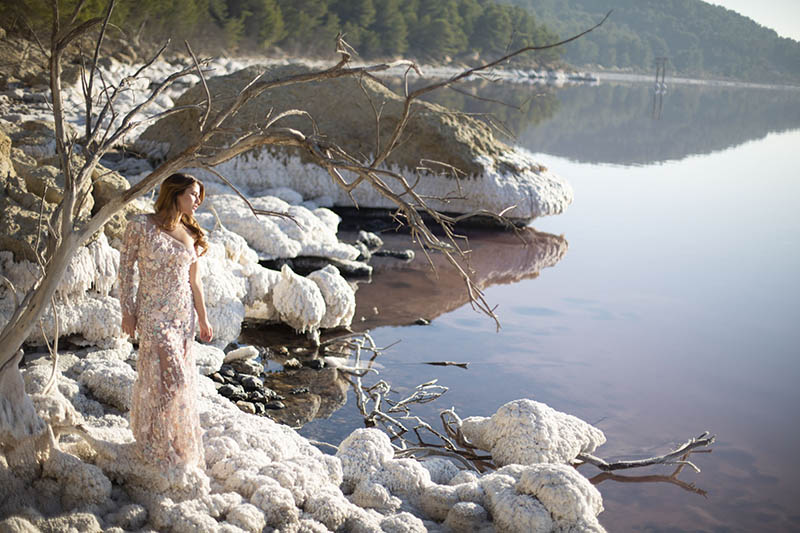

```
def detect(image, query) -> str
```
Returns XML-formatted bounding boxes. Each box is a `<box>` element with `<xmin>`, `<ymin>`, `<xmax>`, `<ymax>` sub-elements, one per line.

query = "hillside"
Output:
<box><xmin>0</xmin><ymin>0</ymin><xmax>562</xmax><ymax>65</ymax></box>
<box><xmin>501</xmin><ymin>0</ymin><xmax>800</xmax><ymax>84</ymax></box>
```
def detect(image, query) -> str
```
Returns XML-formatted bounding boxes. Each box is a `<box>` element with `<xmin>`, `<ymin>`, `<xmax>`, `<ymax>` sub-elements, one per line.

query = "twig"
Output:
<box><xmin>575</xmin><ymin>432</ymin><xmax>716</xmax><ymax>472</ymax></box>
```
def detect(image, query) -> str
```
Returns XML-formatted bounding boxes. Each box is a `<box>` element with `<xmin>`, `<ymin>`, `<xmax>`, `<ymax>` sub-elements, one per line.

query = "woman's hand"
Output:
<box><xmin>121</xmin><ymin>311</ymin><xmax>137</xmax><ymax>338</ymax></box>
<box><xmin>198</xmin><ymin>317</ymin><xmax>213</xmax><ymax>342</ymax></box>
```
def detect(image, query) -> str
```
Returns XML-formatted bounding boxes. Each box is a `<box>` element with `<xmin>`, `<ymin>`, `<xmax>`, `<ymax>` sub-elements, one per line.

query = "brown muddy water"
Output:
<box><xmin>264</xmin><ymin>82</ymin><xmax>800</xmax><ymax>531</ymax></box>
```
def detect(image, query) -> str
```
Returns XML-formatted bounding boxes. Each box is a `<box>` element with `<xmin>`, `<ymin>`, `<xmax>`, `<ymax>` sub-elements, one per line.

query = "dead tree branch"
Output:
<box><xmin>576</xmin><ymin>432</ymin><xmax>716</xmax><ymax>473</ymax></box>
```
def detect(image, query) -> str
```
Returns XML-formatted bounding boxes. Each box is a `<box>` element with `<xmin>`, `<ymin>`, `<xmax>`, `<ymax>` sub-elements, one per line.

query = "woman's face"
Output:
<box><xmin>176</xmin><ymin>183</ymin><xmax>202</xmax><ymax>216</ymax></box>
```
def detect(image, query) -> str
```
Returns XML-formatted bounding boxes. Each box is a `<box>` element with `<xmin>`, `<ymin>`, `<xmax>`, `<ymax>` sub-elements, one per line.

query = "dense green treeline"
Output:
<box><xmin>500</xmin><ymin>0</ymin><xmax>800</xmax><ymax>83</ymax></box>
<box><xmin>1</xmin><ymin>0</ymin><xmax>562</xmax><ymax>64</ymax></box>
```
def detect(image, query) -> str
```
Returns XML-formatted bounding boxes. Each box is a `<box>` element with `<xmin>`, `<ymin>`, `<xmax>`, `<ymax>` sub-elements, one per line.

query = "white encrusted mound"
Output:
<box><xmin>271</xmin><ymin>264</ymin><xmax>326</xmax><ymax>336</ymax></box>
<box><xmin>10</xmin><ymin>348</ymin><xmax>609</xmax><ymax>533</ymax></box>
<box><xmin>335</xmin><ymin>427</ymin><xmax>606</xmax><ymax>532</ymax></box>
<box><xmin>195</xmin><ymin>237</ymin><xmax>247</xmax><ymax>345</ymax></box>
<box><xmin>460</xmin><ymin>399</ymin><xmax>607</xmax><ymax>466</ymax></box>
<box><xmin>307</xmin><ymin>265</ymin><xmax>356</xmax><ymax>329</ymax></box>
<box><xmin>203</xmin><ymin>194</ymin><xmax>359</xmax><ymax>261</ymax></box>
<box><xmin>194</xmin><ymin>147</ymin><xmax>573</xmax><ymax>221</ymax></box>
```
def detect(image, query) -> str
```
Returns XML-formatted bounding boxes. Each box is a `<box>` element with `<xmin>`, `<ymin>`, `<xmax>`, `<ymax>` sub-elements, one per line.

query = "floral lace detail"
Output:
<box><xmin>118</xmin><ymin>214</ymin><xmax>205</xmax><ymax>470</ymax></box>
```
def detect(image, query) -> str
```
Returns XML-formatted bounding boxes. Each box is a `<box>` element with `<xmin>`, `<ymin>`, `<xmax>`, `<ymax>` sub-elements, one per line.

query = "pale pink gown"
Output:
<box><xmin>118</xmin><ymin>214</ymin><xmax>205</xmax><ymax>470</ymax></box>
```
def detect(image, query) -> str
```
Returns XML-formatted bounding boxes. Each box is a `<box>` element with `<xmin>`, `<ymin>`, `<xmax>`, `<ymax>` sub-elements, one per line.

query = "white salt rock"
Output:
<box><xmin>271</xmin><ymin>264</ymin><xmax>325</xmax><ymax>335</ymax></box>
<box><xmin>307</xmin><ymin>265</ymin><xmax>355</xmax><ymax>329</ymax></box>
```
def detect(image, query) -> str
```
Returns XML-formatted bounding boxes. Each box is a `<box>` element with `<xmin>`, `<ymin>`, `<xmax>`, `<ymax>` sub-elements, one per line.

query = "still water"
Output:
<box><xmin>292</xmin><ymin>81</ymin><xmax>800</xmax><ymax>531</ymax></box>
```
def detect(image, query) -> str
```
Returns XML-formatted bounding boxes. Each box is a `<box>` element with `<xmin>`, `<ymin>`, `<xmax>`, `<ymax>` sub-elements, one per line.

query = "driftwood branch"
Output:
<box><xmin>576</xmin><ymin>432</ymin><xmax>715</xmax><ymax>473</ymax></box>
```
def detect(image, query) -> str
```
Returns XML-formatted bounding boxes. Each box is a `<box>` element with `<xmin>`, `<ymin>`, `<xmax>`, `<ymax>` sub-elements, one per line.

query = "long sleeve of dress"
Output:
<box><xmin>119</xmin><ymin>217</ymin><xmax>141</xmax><ymax>317</ymax></box>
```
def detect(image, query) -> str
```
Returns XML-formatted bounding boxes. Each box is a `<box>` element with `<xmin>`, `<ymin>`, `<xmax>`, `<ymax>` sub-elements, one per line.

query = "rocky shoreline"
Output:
<box><xmin>0</xmin><ymin>36</ymin><xmax>608</xmax><ymax>532</ymax></box>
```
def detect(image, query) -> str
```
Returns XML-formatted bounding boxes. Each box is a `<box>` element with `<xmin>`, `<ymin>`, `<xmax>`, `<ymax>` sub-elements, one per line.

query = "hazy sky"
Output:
<box><xmin>704</xmin><ymin>0</ymin><xmax>800</xmax><ymax>41</ymax></box>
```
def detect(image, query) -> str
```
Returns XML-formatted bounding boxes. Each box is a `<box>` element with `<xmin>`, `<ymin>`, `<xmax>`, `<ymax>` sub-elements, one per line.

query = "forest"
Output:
<box><xmin>4</xmin><ymin>0</ymin><xmax>798</xmax><ymax>84</ymax></box>
<box><xmin>502</xmin><ymin>0</ymin><xmax>800</xmax><ymax>83</ymax></box>
<box><xmin>1</xmin><ymin>0</ymin><xmax>563</xmax><ymax>65</ymax></box>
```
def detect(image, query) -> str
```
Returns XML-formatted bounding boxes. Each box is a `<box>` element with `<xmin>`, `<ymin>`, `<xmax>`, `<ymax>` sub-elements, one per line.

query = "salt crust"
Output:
<box><xmin>2</xmin><ymin>57</ymin><xmax>603</xmax><ymax>533</ymax></box>
<box><xmin>192</xmin><ymin>148</ymin><xmax>573</xmax><ymax>221</ymax></box>
<box><xmin>6</xmin><ymin>358</ymin><xmax>609</xmax><ymax>532</ymax></box>
<box><xmin>307</xmin><ymin>265</ymin><xmax>356</xmax><ymax>329</ymax></box>
<box><xmin>204</xmin><ymin>194</ymin><xmax>359</xmax><ymax>261</ymax></box>
<box><xmin>272</xmin><ymin>264</ymin><xmax>326</xmax><ymax>336</ymax></box>
<box><xmin>223</xmin><ymin>345</ymin><xmax>259</xmax><ymax>363</ymax></box>
<box><xmin>0</xmin><ymin>213</ymin><xmax>355</xmax><ymax>347</ymax></box>
<box><xmin>461</xmin><ymin>398</ymin><xmax>607</xmax><ymax>466</ymax></box>
<box><xmin>53</xmin><ymin>58</ymin><xmax>572</xmax><ymax>220</ymax></box>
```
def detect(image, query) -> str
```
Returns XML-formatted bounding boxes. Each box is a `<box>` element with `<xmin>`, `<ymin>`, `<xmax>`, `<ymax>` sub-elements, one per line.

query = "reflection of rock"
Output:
<box><xmin>353</xmin><ymin>227</ymin><xmax>568</xmax><ymax>329</ymax></box>
<box><xmin>261</xmin><ymin>367</ymin><xmax>348</xmax><ymax>427</ymax></box>
<box><xmin>137</xmin><ymin>65</ymin><xmax>572</xmax><ymax>221</ymax></box>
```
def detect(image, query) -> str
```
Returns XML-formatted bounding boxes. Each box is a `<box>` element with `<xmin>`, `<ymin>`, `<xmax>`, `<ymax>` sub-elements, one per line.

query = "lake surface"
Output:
<box><xmin>290</xmin><ymin>80</ymin><xmax>800</xmax><ymax>531</ymax></box>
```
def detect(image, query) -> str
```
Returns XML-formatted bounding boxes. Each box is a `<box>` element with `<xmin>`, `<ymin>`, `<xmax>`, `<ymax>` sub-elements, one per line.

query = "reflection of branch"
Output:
<box><xmin>590</xmin><ymin>471</ymin><xmax>708</xmax><ymax>497</ymax></box>
<box><xmin>576</xmin><ymin>432</ymin><xmax>715</xmax><ymax>473</ymax></box>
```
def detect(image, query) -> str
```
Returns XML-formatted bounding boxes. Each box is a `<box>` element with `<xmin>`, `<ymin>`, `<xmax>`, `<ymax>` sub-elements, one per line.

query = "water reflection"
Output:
<box><xmin>262</xmin><ymin>366</ymin><xmax>348</xmax><ymax>428</ymax></box>
<box><xmin>391</xmin><ymin>76</ymin><xmax>800</xmax><ymax>166</ymax></box>
<box><xmin>352</xmin><ymin>227</ymin><xmax>568</xmax><ymax>330</ymax></box>
<box><xmin>523</xmin><ymin>84</ymin><xmax>800</xmax><ymax>165</ymax></box>
<box><xmin>240</xmin><ymin>227</ymin><xmax>567</xmax><ymax>427</ymax></box>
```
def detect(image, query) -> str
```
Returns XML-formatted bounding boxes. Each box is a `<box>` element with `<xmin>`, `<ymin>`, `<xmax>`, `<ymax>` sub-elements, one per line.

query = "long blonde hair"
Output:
<box><xmin>153</xmin><ymin>173</ymin><xmax>209</xmax><ymax>256</ymax></box>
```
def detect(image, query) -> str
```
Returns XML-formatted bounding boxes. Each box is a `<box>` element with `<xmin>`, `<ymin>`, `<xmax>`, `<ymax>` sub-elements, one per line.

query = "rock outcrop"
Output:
<box><xmin>137</xmin><ymin>64</ymin><xmax>573</xmax><ymax>221</ymax></box>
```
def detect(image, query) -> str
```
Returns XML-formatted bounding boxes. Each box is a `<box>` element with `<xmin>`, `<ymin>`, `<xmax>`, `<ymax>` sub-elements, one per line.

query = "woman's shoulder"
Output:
<box><xmin>127</xmin><ymin>213</ymin><xmax>155</xmax><ymax>231</ymax></box>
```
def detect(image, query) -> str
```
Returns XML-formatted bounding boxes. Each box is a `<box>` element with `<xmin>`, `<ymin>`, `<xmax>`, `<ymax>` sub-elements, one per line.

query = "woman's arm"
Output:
<box><xmin>189</xmin><ymin>261</ymin><xmax>213</xmax><ymax>342</ymax></box>
<box><xmin>119</xmin><ymin>218</ymin><xmax>141</xmax><ymax>337</ymax></box>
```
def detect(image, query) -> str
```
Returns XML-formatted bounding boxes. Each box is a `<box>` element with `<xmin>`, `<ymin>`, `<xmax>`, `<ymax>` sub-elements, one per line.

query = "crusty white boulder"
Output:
<box><xmin>461</xmin><ymin>398</ymin><xmax>606</xmax><ymax>466</ymax></box>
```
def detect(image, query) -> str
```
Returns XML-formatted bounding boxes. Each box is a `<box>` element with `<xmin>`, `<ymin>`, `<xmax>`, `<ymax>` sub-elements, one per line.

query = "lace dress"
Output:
<box><xmin>118</xmin><ymin>214</ymin><xmax>205</xmax><ymax>470</ymax></box>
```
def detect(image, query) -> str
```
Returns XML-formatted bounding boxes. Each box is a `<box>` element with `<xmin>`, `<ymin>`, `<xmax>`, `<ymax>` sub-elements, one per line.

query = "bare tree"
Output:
<box><xmin>0</xmin><ymin>0</ymin><xmax>608</xmax><ymax>470</ymax></box>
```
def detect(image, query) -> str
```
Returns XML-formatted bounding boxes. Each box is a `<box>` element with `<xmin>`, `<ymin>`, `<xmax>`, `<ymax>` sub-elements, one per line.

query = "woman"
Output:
<box><xmin>118</xmin><ymin>173</ymin><xmax>213</xmax><ymax>471</ymax></box>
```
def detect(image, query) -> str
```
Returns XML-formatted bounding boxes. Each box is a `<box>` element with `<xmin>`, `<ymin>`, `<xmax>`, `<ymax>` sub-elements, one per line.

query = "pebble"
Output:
<box><xmin>236</xmin><ymin>401</ymin><xmax>256</xmax><ymax>414</ymax></box>
<box><xmin>247</xmin><ymin>390</ymin><xmax>265</xmax><ymax>403</ymax></box>
<box><xmin>232</xmin><ymin>359</ymin><xmax>263</xmax><ymax>376</ymax></box>
<box><xmin>264</xmin><ymin>400</ymin><xmax>286</xmax><ymax>410</ymax></box>
<box><xmin>263</xmin><ymin>388</ymin><xmax>284</xmax><ymax>401</ymax></box>
<box><xmin>219</xmin><ymin>365</ymin><xmax>236</xmax><ymax>379</ymax></box>
<box><xmin>217</xmin><ymin>384</ymin><xmax>243</xmax><ymax>398</ymax></box>
<box><xmin>240</xmin><ymin>375</ymin><xmax>263</xmax><ymax>392</ymax></box>
<box><xmin>303</xmin><ymin>359</ymin><xmax>325</xmax><ymax>370</ymax></box>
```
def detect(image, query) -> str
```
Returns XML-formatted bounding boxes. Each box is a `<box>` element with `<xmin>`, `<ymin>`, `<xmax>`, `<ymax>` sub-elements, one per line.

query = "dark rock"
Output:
<box><xmin>264</xmin><ymin>400</ymin><xmax>286</xmax><ymax>410</ymax></box>
<box><xmin>415</xmin><ymin>318</ymin><xmax>431</xmax><ymax>326</ymax></box>
<box><xmin>230</xmin><ymin>390</ymin><xmax>249</xmax><ymax>402</ymax></box>
<box><xmin>224</xmin><ymin>342</ymin><xmax>242</xmax><ymax>352</ymax></box>
<box><xmin>218</xmin><ymin>383</ymin><xmax>244</xmax><ymax>398</ymax></box>
<box><xmin>253</xmin><ymin>402</ymin><xmax>266</xmax><ymax>415</ymax></box>
<box><xmin>303</xmin><ymin>359</ymin><xmax>326</xmax><ymax>371</ymax></box>
<box><xmin>247</xmin><ymin>390</ymin><xmax>265</xmax><ymax>403</ymax></box>
<box><xmin>289</xmin><ymin>387</ymin><xmax>309</xmax><ymax>395</ymax></box>
<box><xmin>21</xmin><ymin>92</ymin><xmax>47</xmax><ymax>104</ymax></box>
<box><xmin>261</xmin><ymin>256</ymin><xmax>372</xmax><ymax>278</ymax></box>
<box><xmin>219</xmin><ymin>365</ymin><xmax>236</xmax><ymax>379</ymax></box>
<box><xmin>374</xmin><ymin>249</ymin><xmax>415</xmax><ymax>261</ymax></box>
<box><xmin>240</xmin><ymin>375</ymin><xmax>263</xmax><ymax>392</ymax></box>
<box><xmin>231</xmin><ymin>359</ymin><xmax>263</xmax><ymax>376</ymax></box>
<box><xmin>263</xmin><ymin>387</ymin><xmax>284</xmax><ymax>401</ymax></box>
<box><xmin>209</xmin><ymin>372</ymin><xmax>225</xmax><ymax>384</ymax></box>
